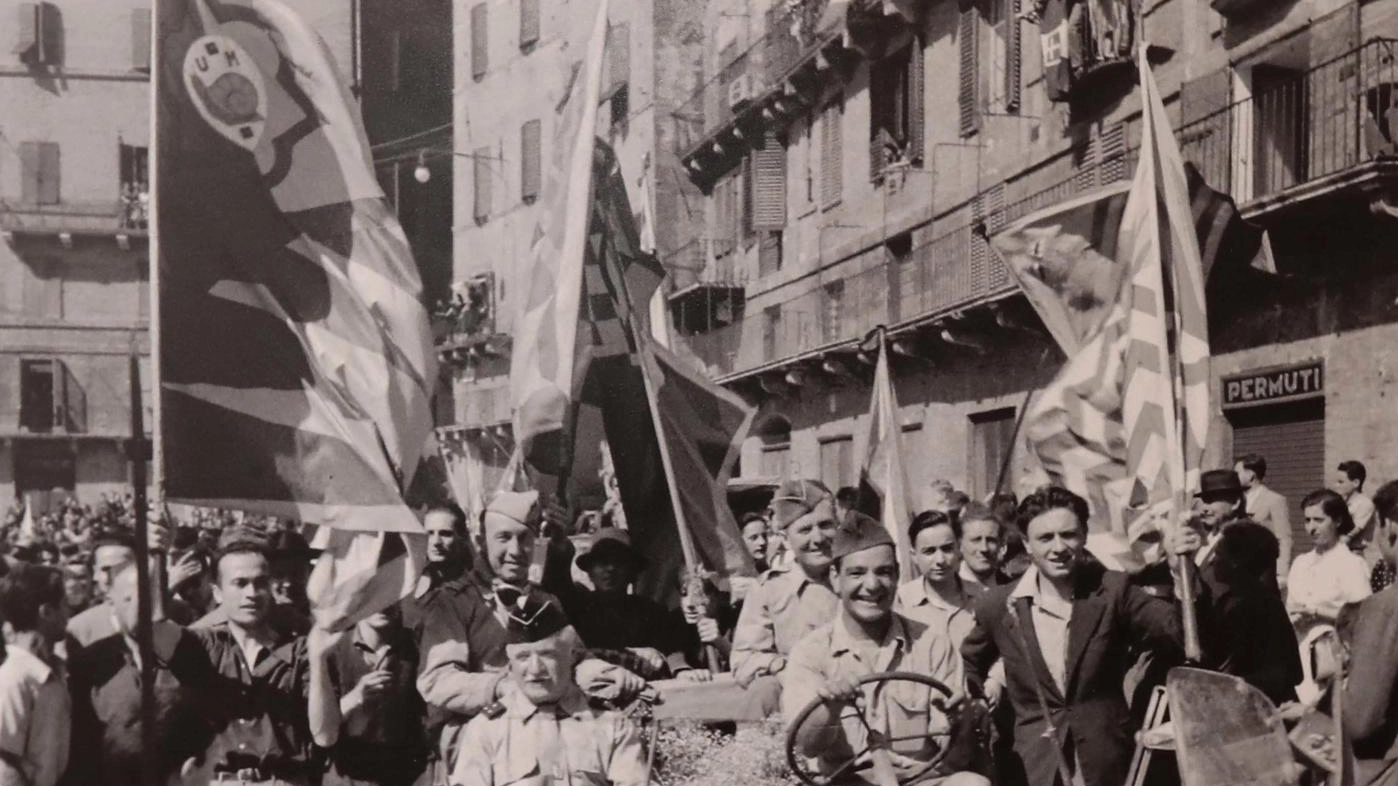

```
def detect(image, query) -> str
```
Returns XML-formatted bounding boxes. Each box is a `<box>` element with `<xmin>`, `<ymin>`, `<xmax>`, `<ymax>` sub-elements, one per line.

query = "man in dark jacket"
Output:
<box><xmin>1205</xmin><ymin>520</ymin><xmax>1302</xmax><ymax>704</ymax></box>
<box><xmin>1342</xmin><ymin>480</ymin><xmax>1398</xmax><ymax>786</ymax></box>
<box><xmin>961</xmin><ymin>486</ymin><xmax>1203</xmax><ymax>786</ymax></box>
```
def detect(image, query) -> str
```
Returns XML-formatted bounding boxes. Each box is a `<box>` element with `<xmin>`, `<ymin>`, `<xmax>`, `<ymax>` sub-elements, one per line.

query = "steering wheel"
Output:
<box><xmin>784</xmin><ymin>671</ymin><xmax>958</xmax><ymax>786</ymax></box>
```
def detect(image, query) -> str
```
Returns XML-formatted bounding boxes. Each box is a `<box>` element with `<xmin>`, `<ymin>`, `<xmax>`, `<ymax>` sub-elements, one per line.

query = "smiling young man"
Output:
<box><xmin>783</xmin><ymin>515</ymin><xmax>989</xmax><ymax>786</ymax></box>
<box><xmin>731</xmin><ymin>479</ymin><xmax>841</xmax><ymax>688</ymax></box>
<box><xmin>961</xmin><ymin>486</ymin><xmax>1204</xmax><ymax>786</ymax></box>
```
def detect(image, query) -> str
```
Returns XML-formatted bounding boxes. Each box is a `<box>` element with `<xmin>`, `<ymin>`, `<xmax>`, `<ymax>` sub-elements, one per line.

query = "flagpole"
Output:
<box><xmin>635</xmin><ymin>331</ymin><xmax>721</xmax><ymax>672</ymax></box>
<box><xmin>127</xmin><ymin>355</ymin><xmax>159</xmax><ymax>786</ymax></box>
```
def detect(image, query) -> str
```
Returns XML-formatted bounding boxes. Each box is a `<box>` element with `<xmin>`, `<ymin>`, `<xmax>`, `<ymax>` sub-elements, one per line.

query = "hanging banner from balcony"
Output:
<box><xmin>156</xmin><ymin>0</ymin><xmax>436</xmax><ymax>630</ymax></box>
<box><xmin>1033</xmin><ymin>0</ymin><xmax>1135</xmax><ymax>103</ymax></box>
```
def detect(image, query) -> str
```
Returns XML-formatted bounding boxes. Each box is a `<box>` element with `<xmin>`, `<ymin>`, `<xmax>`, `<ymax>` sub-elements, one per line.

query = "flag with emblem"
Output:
<box><xmin>996</xmin><ymin>51</ymin><xmax>1212</xmax><ymax>568</ymax></box>
<box><xmin>156</xmin><ymin>0</ymin><xmax>434</xmax><ymax>629</ymax></box>
<box><xmin>856</xmin><ymin>332</ymin><xmax>916</xmax><ymax>575</ymax></box>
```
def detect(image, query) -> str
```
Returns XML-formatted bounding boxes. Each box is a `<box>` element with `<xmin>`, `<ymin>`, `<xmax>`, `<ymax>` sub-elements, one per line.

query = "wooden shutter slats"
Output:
<box><xmin>13</xmin><ymin>3</ymin><xmax>37</xmax><ymax>56</ymax></box>
<box><xmin>470</xmin><ymin>3</ymin><xmax>488</xmax><ymax>79</ymax></box>
<box><xmin>1005</xmin><ymin>0</ymin><xmax>1021</xmax><ymax>112</ymax></box>
<box><xmin>520</xmin><ymin>0</ymin><xmax>540</xmax><ymax>47</ymax></box>
<box><xmin>908</xmin><ymin>35</ymin><xmax>925</xmax><ymax>163</ymax></box>
<box><xmin>958</xmin><ymin>5</ymin><xmax>979</xmax><ymax>137</ymax></box>
<box><xmin>521</xmin><ymin>119</ymin><xmax>541</xmax><ymax>201</ymax></box>
<box><xmin>1099</xmin><ymin>122</ymin><xmax>1127</xmax><ymax>184</ymax></box>
<box><xmin>473</xmin><ymin>147</ymin><xmax>491</xmax><ymax>222</ymax></box>
<box><xmin>821</xmin><ymin>101</ymin><xmax>843</xmax><ymax>206</ymax></box>
<box><xmin>752</xmin><ymin>133</ymin><xmax>786</xmax><ymax>230</ymax></box>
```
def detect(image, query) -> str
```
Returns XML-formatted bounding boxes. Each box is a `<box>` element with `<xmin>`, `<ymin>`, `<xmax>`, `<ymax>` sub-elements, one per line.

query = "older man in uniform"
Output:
<box><xmin>416</xmin><ymin>491</ymin><xmax>641</xmax><ymax>784</ymax></box>
<box><xmin>731</xmin><ymin>479</ymin><xmax>841</xmax><ymax>689</ymax></box>
<box><xmin>784</xmin><ymin>515</ymin><xmax>989</xmax><ymax>786</ymax></box>
<box><xmin>451</xmin><ymin>595</ymin><xmax>646</xmax><ymax>786</ymax></box>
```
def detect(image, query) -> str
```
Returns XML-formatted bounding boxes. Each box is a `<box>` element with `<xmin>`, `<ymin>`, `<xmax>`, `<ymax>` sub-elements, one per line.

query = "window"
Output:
<box><xmin>959</xmin><ymin>0</ymin><xmax>1021</xmax><ymax>137</ymax></box>
<box><xmin>19</xmin><ymin>359</ymin><xmax>79</xmax><ymax>433</ymax></box>
<box><xmin>19</xmin><ymin>141</ymin><xmax>59</xmax><ymax>205</ymax></box>
<box><xmin>819</xmin><ymin>100</ymin><xmax>843</xmax><ymax>207</ymax></box>
<box><xmin>750</xmin><ymin>132</ymin><xmax>787</xmax><ymax>230</ymax></box>
<box><xmin>758</xmin><ymin>416</ymin><xmax>792</xmax><ymax>478</ymax></box>
<box><xmin>823</xmin><ymin>281</ymin><xmax>844</xmax><ymax>343</ymax></box>
<box><xmin>119</xmin><ymin>144</ymin><xmax>148</xmax><ymax>229</ymax></box>
<box><xmin>968</xmin><ymin>407</ymin><xmax>1017</xmax><ymax>499</ymax></box>
<box><xmin>820</xmin><ymin>436</ymin><xmax>854</xmax><ymax>490</ymax></box>
<box><xmin>131</xmin><ymin>8</ymin><xmax>151</xmax><ymax>72</ymax></box>
<box><xmin>14</xmin><ymin>3</ymin><xmax>60</xmax><ymax>66</ymax></box>
<box><xmin>712</xmin><ymin>172</ymin><xmax>739</xmax><ymax>257</ymax></box>
<box><xmin>472</xmin><ymin>147</ymin><xmax>491</xmax><ymax>223</ymax></box>
<box><xmin>521</xmin><ymin>119</ymin><xmax>541</xmax><ymax>202</ymax></box>
<box><xmin>758</xmin><ymin>231</ymin><xmax>782</xmax><ymax>277</ymax></box>
<box><xmin>869</xmin><ymin>38</ymin><xmax>924</xmax><ymax>177</ymax></box>
<box><xmin>762</xmin><ymin>305</ymin><xmax>781</xmax><ymax>361</ymax></box>
<box><xmin>21</xmin><ymin>256</ymin><xmax>60</xmax><ymax>319</ymax></box>
<box><xmin>470</xmin><ymin>3</ymin><xmax>488</xmax><ymax>80</ymax></box>
<box><xmin>520</xmin><ymin>0</ymin><xmax>540</xmax><ymax>49</ymax></box>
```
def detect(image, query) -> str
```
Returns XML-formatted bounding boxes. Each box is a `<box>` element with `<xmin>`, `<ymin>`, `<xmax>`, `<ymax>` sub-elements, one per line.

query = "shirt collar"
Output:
<box><xmin>829</xmin><ymin>611</ymin><xmax>909</xmax><ymax>657</ymax></box>
<box><xmin>225</xmin><ymin>621</ymin><xmax>277</xmax><ymax>668</ymax></box>
<box><xmin>1010</xmin><ymin>565</ymin><xmax>1074</xmax><ymax>619</ymax></box>
<box><xmin>4</xmin><ymin>646</ymin><xmax>55</xmax><ymax>684</ymax></box>
<box><xmin>897</xmin><ymin>577</ymin><xmax>968</xmax><ymax>613</ymax></box>
<box><xmin>502</xmin><ymin>684</ymin><xmax>590</xmax><ymax>720</ymax></box>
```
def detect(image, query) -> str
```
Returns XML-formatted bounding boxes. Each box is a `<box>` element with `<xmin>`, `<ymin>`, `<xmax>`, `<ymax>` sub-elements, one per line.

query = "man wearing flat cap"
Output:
<box><xmin>450</xmin><ymin>598</ymin><xmax>647</xmax><ymax>786</ymax></box>
<box><xmin>731</xmin><ymin>479</ymin><xmax>841</xmax><ymax>688</ymax></box>
<box><xmin>783</xmin><ymin>516</ymin><xmax>989</xmax><ymax>786</ymax></box>
<box><xmin>417</xmin><ymin>491</ymin><xmax>644</xmax><ymax>782</ymax></box>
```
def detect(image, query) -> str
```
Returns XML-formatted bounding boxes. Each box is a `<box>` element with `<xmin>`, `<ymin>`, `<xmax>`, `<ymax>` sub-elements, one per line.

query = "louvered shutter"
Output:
<box><xmin>470</xmin><ymin>3</ymin><xmax>488</xmax><ymax>79</ymax></box>
<box><xmin>520</xmin><ymin>0</ymin><xmax>540</xmax><ymax>47</ymax></box>
<box><xmin>19</xmin><ymin>142</ymin><xmax>40</xmax><ymax>204</ymax></box>
<box><xmin>958</xmin><ymin>5</ymin><xmax>980</xmax><ymax>137</ymax></box>
<box><xmin>1180</xmin><ymin>69</ymin><xmax>1233</xmax><ymax>191</ymax></box>
<box><xmin>908</xmin><ymin>35</ymin><xmax>925</xmax><ymax>163</ymax></box>
<box><xmin>820</xmin><ymin>101</ymin><xmax>843</xmax><ymax>206</ymax></box>
<box><xmin>473</xmin><ymin>147</ymin><xmax>491</xmax><ymax>222</ymax></box>
<box><xmin>752</xmin><ymin>133</ymin><xmax>787</xmax><ymax>230</ymax></box>
<box><xmin>131</xmin><ymin>8</ymin><xmax>151</xmax><ymax>71</ymax></box>
<box><xmin>983</xmin><ymin>183</ymin><xmax>1009</xmax><ymax>288</ymax></box>
<box><xmin>1099</xmin><ymin>122</ymin><xmax>1127</xmax><ymax>184</ymax></box>
<box><xmin>741</xmin><ymin>155</ymin><xmax>755</xmax><ymax>239</ymax></box>
<box><xmin>14</xmin><ymin>3</ymin><xmax>37</xmax><ymax>56</ymax></box>
<box><xmin>1074</xmin><ymin>135</ymin><xmax>1100</xmax><ymax>191</ymax></box>
<box><xmin>609</xmin><ymin>23</ymin><xmax>630</xmax><ymax>94</ymax></box>
<box><xmin>1004</xmin><ymin>0</ymin><xmax>1021</xmax><ymax>112</ymax></box>
<box><xmin>521</xmin><ymin>119</ymin><xmax>542</xmax><ymax>201</ymax></box>
<box><xmin>31</xmin><ymin>142</ymin><xmax>59</xmax><ymax>205</ymax></box>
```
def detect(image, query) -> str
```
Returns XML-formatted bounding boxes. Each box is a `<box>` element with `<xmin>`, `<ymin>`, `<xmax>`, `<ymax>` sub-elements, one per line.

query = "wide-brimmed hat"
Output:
<box><xmin>1196</xmin><ymin>470</ymin><xmax>1244</xmax><ymax>499</ymax></box>
<box><xmin>576</xmin><ymin>527</ymin><xmax>647</xmax><ymax>572</ymax></box>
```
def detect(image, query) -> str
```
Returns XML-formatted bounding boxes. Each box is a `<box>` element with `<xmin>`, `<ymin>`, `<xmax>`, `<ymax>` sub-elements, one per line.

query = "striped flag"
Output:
<box><xmin>999</xmin><ymin>50</ymin><xmax>1212</xmax><ymax>567</ymax></box>
<box><xmin>510</xmin><ymin>0</ymin><xmax>611</xmax><ymax>474</ymax></box>
<box><xmin>857</xmin><ymin>333</ymin><xmax>917</xmax><ymax>575</ymax></box>
<box><xmin>157</xmin><ymin>0</ymin><xmax>435</xmax><ymax>629</ymax></box>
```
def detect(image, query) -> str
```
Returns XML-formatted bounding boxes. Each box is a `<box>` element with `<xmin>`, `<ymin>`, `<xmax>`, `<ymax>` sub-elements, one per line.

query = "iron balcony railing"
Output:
<box><xmin>675</xmin><ymin>38</ymin><xmax>1398</xmax><ymax>380</ymax></box>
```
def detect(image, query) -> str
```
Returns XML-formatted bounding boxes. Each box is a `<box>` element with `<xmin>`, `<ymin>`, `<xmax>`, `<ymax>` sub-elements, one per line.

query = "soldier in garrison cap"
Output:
<box><xmin>731</xmin><ymin>479</ymin><xmax>841</xmax><ymax>689</ymax></box>
<box><xmin>416</xmin><ymin>491</ymin><xmax>644</xmax><ymax>783</ymax></box>
<box><xmin>783</xmin><ymin>516</ymin><xmax>989</xmax><ymax>786</ymax></box>
<box><xmin>450</xmin><ymin>597</ymin><xmax>647</xmax><ymax>786</ymax></box>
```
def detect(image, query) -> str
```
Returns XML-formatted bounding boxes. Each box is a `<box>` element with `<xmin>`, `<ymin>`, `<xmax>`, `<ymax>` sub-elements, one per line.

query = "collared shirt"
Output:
<box><xmin>0</xmin><ymin>647</ymin><xmax>71</xmax><ymax>786</ymax></box>
<box><xmin>1287</xmin><ymin>545</ymin><xmax>1372</xmax><ymax>620</ymax></box>
<box><xmin>66</xmin><ymin>602</ymin><xmax>118</xmax><ymax>653</ymax></box>
<box><xmin>895</xmin><ymin>577</ymin><xmax>976</xmax><ymax>650</ymax></box>
<box><xmin>781</xmin><ymin>612</ymin><xmax>961</xmax><ymax>783</ymax></box>
<box><xmin>451</xmin><ymin>686</ymin><xmax>646</xmax><ymax>786</ymax></box>
<box><xmin>325</xmin><ymin>624</ymin><xmax>428</xmax><ymax>784</ymax></box>
<box><xmin>1010</xmin><ymin>566</ymin><xmax>1074</xmax><ymax>692</ymax></box>
<box><xmin>957</xmin><ymin>563</ymin><xmax>1003</xmax><ymax>599</ymax></box>
<box><xmin>731</xmin><ymin>564</ymin><xmax>839</xmax><ymax>685</ymax></box>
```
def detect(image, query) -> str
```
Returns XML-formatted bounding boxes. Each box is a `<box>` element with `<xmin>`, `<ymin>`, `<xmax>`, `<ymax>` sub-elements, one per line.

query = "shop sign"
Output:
<box><xmin>1222</xmin><ymin>360</ymin><xmax>1324</xmax><ymax>409</ymax></box>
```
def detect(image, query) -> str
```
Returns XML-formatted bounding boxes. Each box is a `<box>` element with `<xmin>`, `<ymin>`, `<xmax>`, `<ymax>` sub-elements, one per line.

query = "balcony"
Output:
<box><xmin>0</xmin><ymin>196</ymin><xmax>148</xmax><ymax>239</ymax></box>
<box><xmin>667</xmin><ymin>238</ymin><xmax>749</xmax><ymax>335</ymax></box>
<box><xmin>1176</xmin><ymin>38</ymin><xmax>1398</xmax><ymax>217</ymax></box>
<box><xmin>434</xmin><ymin>273</ymin><xmax>510</xmax><ymax>368</ymax></box>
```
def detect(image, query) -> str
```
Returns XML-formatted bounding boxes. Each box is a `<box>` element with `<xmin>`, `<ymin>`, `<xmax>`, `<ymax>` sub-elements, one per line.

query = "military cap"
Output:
<box><xmin>501</xmin><ymin>592</ymin><xmax>575</xmax><ymax>644</ymax></box>
<box><xmin>217</xmin><ymin>524</ymin><xmax>270</xmax><ymax>554</ymax></box>
<box><xmin>484</xmin><ymin>490</ymin><xmax>542</xmax><ymax>531</ymax></box>
<box><xmin>769</xmin><ymin>479</ymin><xmax>834</xmax><ymax>529</ymax></box>
<box><xmin>829</xmin><ymin>512</ymin><xmax>895</xmax><ymax>562</ymax></box>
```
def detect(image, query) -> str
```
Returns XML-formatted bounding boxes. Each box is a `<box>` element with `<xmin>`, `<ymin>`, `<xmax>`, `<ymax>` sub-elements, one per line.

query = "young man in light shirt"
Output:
<box><xmin>0</xmin><ymin>563</ymin><xmax>71</xmax><ymax>786</ymax></box>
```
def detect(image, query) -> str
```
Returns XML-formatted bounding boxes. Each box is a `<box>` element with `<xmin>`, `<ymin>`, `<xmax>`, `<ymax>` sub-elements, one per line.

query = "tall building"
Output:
<box><xmin>0</xmin><ymin>0</ymin><xmax>355</xmax><ymax>508</ymax></box>
<box><xmin>668</xmin><ymin>0</ymin><xmax>1398</xmax><ymax>559</ymax></box>
<box><xmin>439</xmin><ymin>0</ymin><xmax>703</xmax><ymax>504</ymax></box>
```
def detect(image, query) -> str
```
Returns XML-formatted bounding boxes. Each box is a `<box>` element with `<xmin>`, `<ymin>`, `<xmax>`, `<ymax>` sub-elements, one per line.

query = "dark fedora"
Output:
<box><xmin>576</xmin><ymin>528</ymin><xmax>648</xmax><ymax>572</ymax></box>
<box><xmin>1196</xmin><ymin>469</ymin><xmax>1244</xmax><ymax>499</ymax></box>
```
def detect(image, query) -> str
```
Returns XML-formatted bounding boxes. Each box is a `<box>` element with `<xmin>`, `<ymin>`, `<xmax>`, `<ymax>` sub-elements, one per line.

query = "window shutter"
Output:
<box><xmin>752</xmin><ymin>132</ymin><xmax>787</xmax><ymax>230</ymax></box>
<box><xmin>19</xmin><ymin>141</ymin><xmax>40</xmax><ymax>204</ymax></box>
<box><xmin>470</xmin><ymin>3</ymin><xmax>488</xmax><ymax>79</ymax></box>
<box><xmin>14</xmin><ymin>3</ymin><xmax>37</xmax><ymax>57</ymax></box>
<box><xmin>1074</xmin><ymin>135</ymin><xmax>1100</xmax><ymax>191</ymax></box>
<box><xmin>520</xmin><ymin>0</ymin><xmax>540</xmax><ymax>48</ymax></box>
<box><xmin>983</xmin><ymin>183</ymin><xmax>1009</xmax><ymax>288</ymax></box>
<box><xmin>473</xmin><ymin>147</ymin><xmax>491</xmax><ymax>222</ymax></box>
<box><xmin>1099</xmin><ymin>122</ymin><xmax>1127</xmax><ymax>184</ymax></box>
<box><xmin>1004</xmin><ymin>0</ymin><xmax>1021</xmax><ymax>112</ymax></box>
<box><xmin>908</xmin><ymin>36</ymin><xmax>925</xmax><ymax>163</ymax></box>
<box><xmin>131</xmin><ymin>8</ymin><xmax>151</xmax><ymax>71</ymax></box>
<box><xmin>820</xmin><ymin>101</ymin><xmax>843</xmax><ymax>207</ymax></box>
<box><xmin>741</xmin><ymin>155</ymin><xmax>754</xmax><ymax>239</ymax></box>
<box><xmin>958</xmin><ymin>5</ymin><xmax>980</xmax><ymax>137</ymax></box>
<box><xmin>521</xmin><ymin>119</ymin><xmax>541</xmax><ymax>201</ymax></box>
<box><xmin>609</xmin><ymin>23</ymin><xmax>630</xmax><ymax>94</ymax></box>
<box><xmin>35</xmin><ymin>142</ymin><xmax>59</xmax><ymax>205</ymax></box>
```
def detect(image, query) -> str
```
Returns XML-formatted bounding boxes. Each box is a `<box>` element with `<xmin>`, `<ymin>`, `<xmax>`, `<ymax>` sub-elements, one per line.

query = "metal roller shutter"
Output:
<box><xmin>1230</xmin><ymin>401</ymin><xmax>1326</xmax><ymax>557</ymax></box>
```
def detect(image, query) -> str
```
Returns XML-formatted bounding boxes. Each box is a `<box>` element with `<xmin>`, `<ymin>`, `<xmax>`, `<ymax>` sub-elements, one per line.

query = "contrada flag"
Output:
<box><xmin>1007</xmin><ymin>51</ymin><xmax>1213</xmax><ymax>569</ymax></box>
<box><xmin>857</xmin><ymin>332</ymin><xmax>916</xmax><ymax>575</ymax></box>
<box><xmin>510</xmin><ymin>0</ymin><xmax>611</xmax><ymax>473</ymax></box>
<box><xmin>157</xmin><ymin>0</ymin><xmax>435</xmax><ymax>629</ymax></box>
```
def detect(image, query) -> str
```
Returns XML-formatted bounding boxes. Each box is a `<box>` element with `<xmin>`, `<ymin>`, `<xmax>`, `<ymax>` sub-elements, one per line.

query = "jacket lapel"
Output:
<box><xmin>1062</xmin><ymin>583</ymin><xmax>1107</xmax><ymax>697</ymax></box>
<box><xmin>1010</xmin><ymin>596</ymin><xmax>1065</xmax><ymax>704</ymax></box>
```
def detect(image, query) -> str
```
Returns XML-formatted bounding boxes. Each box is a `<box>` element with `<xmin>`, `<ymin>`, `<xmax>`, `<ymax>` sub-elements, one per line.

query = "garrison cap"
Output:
<box><xmin>502</xmin><ymin>593</ymin><xmax>574</xmax><ymax>644</ymax></box>
<box><xmin>829</xmin><ymin>512</ymin><xmax>895</xmax><ymax>562</ymax></box>
<box><xmin>484</xmin><ymin>490</ymin><xmax>542</xmax><ymax>532</ymax></box>
<box><xmin>770</xmin><ymin>479</ymin><xmax>834</xmax><ymax>529</ymax></box>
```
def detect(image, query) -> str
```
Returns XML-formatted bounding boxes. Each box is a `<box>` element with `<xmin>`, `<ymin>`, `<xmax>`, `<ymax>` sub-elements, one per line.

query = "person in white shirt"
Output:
<box><xmin>1334</xmin><ymin>460</ymin><xmax>1381</xmax><ymax>567</ymax></box>
<box><xmin>1287</xmin><ymin>488</ymin><xmax>1372</xmax><ymax>623</ymax></box>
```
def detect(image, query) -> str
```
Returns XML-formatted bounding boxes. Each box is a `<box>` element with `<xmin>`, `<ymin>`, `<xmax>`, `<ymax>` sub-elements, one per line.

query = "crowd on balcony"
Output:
<box><xmin>0</xmin><ymin>449</ymin><xmax>1395</xmax><ymax>786</ymax></box>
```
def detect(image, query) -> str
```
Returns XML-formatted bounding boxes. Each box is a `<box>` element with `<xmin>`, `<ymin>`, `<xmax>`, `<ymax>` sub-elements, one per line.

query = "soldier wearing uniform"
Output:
<box><xmin>731</xmin><ymin>479</ymin><xmax>841</xmax><ymax>689</ymax></box>
<box><xmin>451</xmin><ymin>596</ymin><xmax>647</xmax><ymax>786</ymax></box>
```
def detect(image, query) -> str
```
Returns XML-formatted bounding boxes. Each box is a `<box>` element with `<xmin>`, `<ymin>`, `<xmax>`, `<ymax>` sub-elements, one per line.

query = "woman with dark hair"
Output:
<box><xmin>1286</xmin><ymin>488</ymin><xmax>1371</xmax><ymax>623</ymax></box>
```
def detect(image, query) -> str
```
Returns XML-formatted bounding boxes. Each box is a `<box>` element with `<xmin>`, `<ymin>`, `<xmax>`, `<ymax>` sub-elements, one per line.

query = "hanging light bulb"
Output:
<box><xmin>414</xmin><ymin>150</ymin><xmax>431</xmax><ymax>184</ymax></box>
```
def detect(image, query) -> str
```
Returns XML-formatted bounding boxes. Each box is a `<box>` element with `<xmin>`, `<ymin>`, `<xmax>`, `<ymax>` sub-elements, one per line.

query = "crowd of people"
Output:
<box><xmin>0</xmin><ymin>452</ymin><xmax>1393</xmax><ymax>786</ymax></box>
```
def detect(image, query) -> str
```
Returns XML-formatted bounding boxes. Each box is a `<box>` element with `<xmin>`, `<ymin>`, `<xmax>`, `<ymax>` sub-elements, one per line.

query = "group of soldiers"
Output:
<box><xmin>0</xmin><ymin>462</ymin><xmax>1395</xmax><ymax>786</ymax></box>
